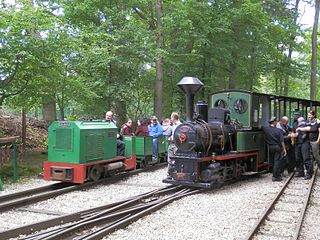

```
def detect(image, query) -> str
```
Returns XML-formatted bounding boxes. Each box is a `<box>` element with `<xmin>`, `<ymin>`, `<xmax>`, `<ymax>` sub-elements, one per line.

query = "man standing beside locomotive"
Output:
<box><xmin>167</xmin><ymin>112</ymin><xmax>182</xmax><ymax>177</ymax></box>
<box><xmin>277</xmin><ymin>116</ymin><xmax>295</xmax><ymax>174</ymax></box>
<box><xmin>262</xmin><ymin>117</ymin><xmax>287</xmax><ymax>182</ymax></box>
<box><xmin>291</xmin><ymin>116</ymin><xmax>312</xmax><ymax>179</ymax></box>
<box><xmin>295</xmin><ymin>111</ymin><xmax>319</xmax><ymax>178</ymax></box>
<box><xmin>305</xmin><ymin>111</ymin><xmax>320</xmax><ymax>168</ymax></box>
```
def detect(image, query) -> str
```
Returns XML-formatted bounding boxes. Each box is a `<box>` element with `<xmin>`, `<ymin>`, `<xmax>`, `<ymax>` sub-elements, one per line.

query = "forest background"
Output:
<box><xmin>1</xmin><ymin>0</ymin><xmax>319</xmax><ymax>127</ymax></box>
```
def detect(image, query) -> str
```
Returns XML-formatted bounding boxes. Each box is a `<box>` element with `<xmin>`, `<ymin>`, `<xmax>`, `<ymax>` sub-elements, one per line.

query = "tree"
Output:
<box><xmin>1</xmin><ymin>0</ymin><xmax>315</xmax><ymax>121</ymax></box>
<box><xmin>311</xmin><ymin>0</ymin><xmax>320</xmax><ymax>100</ymax></box>
<box><xmin>0</xmin><ymin>2</ymin><xmax>36</xmax><ymax>106</ymax></box>
<box><xmin>154</xmin><ymin>0</ymin><xmax>164</xmax><ymax>119</ymax></box>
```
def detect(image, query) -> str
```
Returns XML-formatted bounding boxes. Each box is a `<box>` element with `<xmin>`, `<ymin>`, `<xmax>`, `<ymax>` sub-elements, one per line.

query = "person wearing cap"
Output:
<box><xmin>148</xmin><ymin>115</ymin><xmax>163</xmax><ymax>160</ymax></box>
<box><xmin>262</xmin><ymin>117</ymin><xmax>287</xmax><ymax>182</ymax></box>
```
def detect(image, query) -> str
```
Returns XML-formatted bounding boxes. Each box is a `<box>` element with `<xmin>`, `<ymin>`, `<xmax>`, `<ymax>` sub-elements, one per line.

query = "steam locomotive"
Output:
<box><xmin>163</xmin><ymin>77</ymin><xmax>320</xmax><ymax>188</ymax></box>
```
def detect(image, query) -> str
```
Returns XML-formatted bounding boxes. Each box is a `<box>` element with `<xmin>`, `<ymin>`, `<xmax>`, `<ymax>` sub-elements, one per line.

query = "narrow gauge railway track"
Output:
<box><xmin>0</xmin><ymin>185</ymin><xmax>204</xmax><ymax>240</ymax></box>
<box><xmin>245</xmin><ymin>168</ymin><xmax>318</xmax><ymax>240</ymax></box>
<box><xmin>0</xmin><ymin>163</ymin><xmax>166</xmax><ymax>213</ymax></box>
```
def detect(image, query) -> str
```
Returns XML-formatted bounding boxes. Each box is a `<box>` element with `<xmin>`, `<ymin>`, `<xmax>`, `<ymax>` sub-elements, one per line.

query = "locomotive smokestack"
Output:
<box><xmin>177</xmin><ymin>77</ymin><xmax>204</xmax><ymax>121</ymax></box>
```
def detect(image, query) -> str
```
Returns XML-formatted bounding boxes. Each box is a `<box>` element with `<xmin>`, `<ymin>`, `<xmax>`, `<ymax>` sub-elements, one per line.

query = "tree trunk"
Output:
<box><xmin>115</xmin><ymin>101</ymin><xmax>127</xmax><ymax>128</ymax></box>
<box><xmin>311</xmin><ymin>0</ymin><xmax>320</xmax><ymax>100</ymax></box>
<box><xmin>201</xmin><ymin>51</ymin><xmax>206</xmax><ymax>98</ymax></box>
<box><xmin>154</xmin><ymin>0</ymin><xmax>164</xmax><ymax>119</ymax></box>
<box><xmin>228</xmin><ymin>51</ymin><xmax>237</xmax><ymax>89</ymax></box>
<box><xmin>21</xmin><ymin>107</ymin><xmax>26</xmax><ymax>152</ymax></box>
<box><xmin>34</xmin><ymin>107</ymin><xmax>38</xmax><ymax>118</ymax></box>
<box><xmin>249</xmin><ymin>46</ymin><xmax>256</xmax><ymax>91</ymax></box>
<box><xmin>42</xmin><ymin>97</ymin><xmax>57</xmax><ymax>122</ymax></box>
<box><xmin>0</xmin><ymin>95</ymin><xmax>4</xmax><ymax>107</ymax></box>
<box><xmin>59</xmin><ymin>107</ymin><xmax>65</xmax><ymax>121</ymax></box>
<box><xmin>228</xmin><ymin>0</ymin><xmax>241</xmax><ymax>89</ymax></box>
<box><xmin>283</xmin><ymin>0</ymin><xmax>300</xmax><ymax>96</ymax></box>
<box><xmin>105</xmin><ymin>62</ymin><xmax>112</xmax><ymax>112</ymax></box>
<box><xmin>56</xmin><ymin>96</ymin><xmax>65</xmax><ymax>121</ymax></box>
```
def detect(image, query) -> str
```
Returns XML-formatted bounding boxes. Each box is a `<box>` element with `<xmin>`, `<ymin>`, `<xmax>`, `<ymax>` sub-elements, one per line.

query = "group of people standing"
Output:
<box><xmin>105</xmin><ymin>111</ymin><xmax>182</xmax><ymax>162</ymax></box>
<box><xmin>262</xmin><ymin>110</ymin><xmax>320</xmax><ymax>182</ymax></box>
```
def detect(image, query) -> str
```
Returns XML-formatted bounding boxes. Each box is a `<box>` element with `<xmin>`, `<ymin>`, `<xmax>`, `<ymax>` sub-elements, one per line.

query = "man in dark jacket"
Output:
<box><xmin>305</xmin><ymin>111</ymin><xmax>320</xmax><ymax>168</ymax></box>
<box><xmin>277</xmin><ymin>116</ymin><xmax>295</xmax><ymax>174</ymax></box>
<box><xmin>295</xmin><ymin>114</ymin><xmax>315</xmax><ymax>180</ymax></box>
<box><xmin>262</xmin><ymin>117</ymin><xmax>287</xmax><ymax>181</ymax></box>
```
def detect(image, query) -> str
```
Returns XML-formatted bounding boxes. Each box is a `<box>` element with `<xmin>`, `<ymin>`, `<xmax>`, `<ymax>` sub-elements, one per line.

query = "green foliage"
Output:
<box><xmin>1</xmin><ymin>0</ymin><xmax>316</xmax><ymax>120</ymax></box>
<box><xmin>0</xmin><ymin>164</ymin><xmax>39</xmax><ymax>182</ymax></box>
<box><xmin>67</xmin><ymin>115</ymin><xmax>78</xmax><ymax>121</ymax></box>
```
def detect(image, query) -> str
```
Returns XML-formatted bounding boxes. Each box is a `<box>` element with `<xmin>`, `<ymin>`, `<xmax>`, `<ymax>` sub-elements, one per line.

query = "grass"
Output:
<box><xmin>0</xmin><ymin>151</ymin><xmax>47</xmax><ymax>184</ymax></box>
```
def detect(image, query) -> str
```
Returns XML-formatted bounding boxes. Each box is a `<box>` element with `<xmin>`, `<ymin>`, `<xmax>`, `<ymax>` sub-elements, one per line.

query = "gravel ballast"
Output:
<box><xmin>104</xmin><ymin>174</ymin><xmax>282</xmax><ymax>240</ymax></box>
<box><xmin>2</xmin><ymin>169</ymin><xmax>320</xmax><ymax>239</ymax></box>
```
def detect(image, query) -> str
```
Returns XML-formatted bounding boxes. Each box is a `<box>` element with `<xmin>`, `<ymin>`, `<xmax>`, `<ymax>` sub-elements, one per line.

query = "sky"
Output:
<box><xmin>1</xmin><ymin>0</ymin><xmax>316</xmax><ymax>27</ymax></box>
<box><xmin>299</xmin><ymin>1</ymin><xmax>315</xmax><ymax>28</ymax></box>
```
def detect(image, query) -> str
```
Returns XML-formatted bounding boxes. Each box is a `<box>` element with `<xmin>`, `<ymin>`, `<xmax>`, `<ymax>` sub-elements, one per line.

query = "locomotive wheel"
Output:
<box><xmin>140</xmin><ymin>158</ymin><xmax>147</xmax><ymax>169</ymax></box>
<box><xmin>89</xmin><ymin>165</ymin><xmax>103</xmax><ymax>182</ymax></box>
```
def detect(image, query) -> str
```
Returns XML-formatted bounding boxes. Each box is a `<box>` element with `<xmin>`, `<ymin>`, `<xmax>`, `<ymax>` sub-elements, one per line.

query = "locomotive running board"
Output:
<box><xmin>241</xmin><ymin>170</ymin><xmax>268</xmax><ymax>176</ymax></box>
<box><xmin>241</xmin><ymin>171</ymin><xmax>258</xmax><ymax>176</ymax></box>
<box><xmin>162</xmin><ymin>177</ymin><xmax>218</xmax><ymax>189</ymax></box>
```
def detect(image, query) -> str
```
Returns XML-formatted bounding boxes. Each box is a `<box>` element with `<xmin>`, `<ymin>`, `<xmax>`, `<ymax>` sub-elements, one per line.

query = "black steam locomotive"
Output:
<box><xmin>163</xmin><ymin>77</ymin><xmax>320</xmax><ymax>188</ymax></box>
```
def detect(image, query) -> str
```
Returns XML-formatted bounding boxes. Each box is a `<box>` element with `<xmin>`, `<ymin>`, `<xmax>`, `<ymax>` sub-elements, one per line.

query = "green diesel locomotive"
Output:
<box><xmin>43</xmin><ymin>121</ymin><xmax>167</xmax><ymax>183</ymax></box>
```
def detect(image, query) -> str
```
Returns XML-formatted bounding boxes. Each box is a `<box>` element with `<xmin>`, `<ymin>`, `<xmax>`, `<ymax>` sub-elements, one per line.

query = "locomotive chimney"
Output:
<box><xmin>177</xmin><ymin>77</ymin><xmax>204</xmax><ymax>121</ymax></box>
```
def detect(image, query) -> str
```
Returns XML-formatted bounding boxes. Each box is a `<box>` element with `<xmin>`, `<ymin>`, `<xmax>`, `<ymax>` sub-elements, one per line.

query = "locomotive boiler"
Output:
<box><xmin>173</xmin><ymin>107</ymin><xmax>239</xmax><ymax>157</ymax></box>
<box><xmin>163</xmin><ymin>77</ymin><xmax>268</xmax><ymax>188</ymax></box>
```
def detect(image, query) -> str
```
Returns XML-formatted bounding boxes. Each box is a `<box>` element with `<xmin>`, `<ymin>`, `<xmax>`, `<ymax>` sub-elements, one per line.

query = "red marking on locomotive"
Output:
<box><xmin>43</xmin><ymin>156</ymin><xmax>137</xmax><ymax>184</ymax></box>
<box><xmin>179</xmin><ymin>134</ymin><xmax>187</xmax><ymax>143</ymax></box>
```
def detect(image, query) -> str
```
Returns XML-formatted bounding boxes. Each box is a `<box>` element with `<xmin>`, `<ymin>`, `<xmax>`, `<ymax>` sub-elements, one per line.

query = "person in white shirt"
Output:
<box><xmin>167</xmin><ymin>112</ymin><xmax>182</xmax><ymax>177</ymax></box>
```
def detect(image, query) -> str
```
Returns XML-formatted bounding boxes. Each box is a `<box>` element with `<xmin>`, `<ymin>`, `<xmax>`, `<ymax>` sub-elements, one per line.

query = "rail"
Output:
<box><xmin>0</xmin><ymin>185</ymin><xmax>204</xmax><ymax>240</ymax></box>
<box><xmin>0</xmin><ymin>162</ymin><xmax>167</xmax><ymax>214</ymax></box>
<box><xmin>245</xmin><ymin>168</ymin><xmax>318</xmax><ymax>240</ymax></box>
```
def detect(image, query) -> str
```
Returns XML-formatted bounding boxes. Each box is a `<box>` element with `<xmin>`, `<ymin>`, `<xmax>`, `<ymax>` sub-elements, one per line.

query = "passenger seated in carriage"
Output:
<box><xmin>148</xmin><ymin>116</ymin><xmax>163</xmax><ymax>160</ymax></box>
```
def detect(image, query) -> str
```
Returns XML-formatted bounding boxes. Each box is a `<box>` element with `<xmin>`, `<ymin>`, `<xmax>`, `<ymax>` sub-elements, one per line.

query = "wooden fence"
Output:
<box><xmin>0</xmin><ymin>144</ymin><xmax>23</xmax><ymax>167</ymax></box>
<box><xmin>0</xmin><ymin>137</ymin><xmax>21</xmax><ymax>182</ymax></box>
